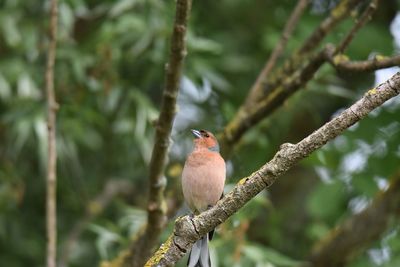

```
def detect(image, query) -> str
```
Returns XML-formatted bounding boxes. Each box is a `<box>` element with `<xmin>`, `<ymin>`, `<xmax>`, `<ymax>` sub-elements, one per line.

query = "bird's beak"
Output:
<box><xmin>191</xmin><ymin>129</ymin><xmax>202</xmax><ymax>139</ymax></box>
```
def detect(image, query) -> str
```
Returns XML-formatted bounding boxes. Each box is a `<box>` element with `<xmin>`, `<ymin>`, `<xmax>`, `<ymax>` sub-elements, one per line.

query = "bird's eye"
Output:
<box><xmin>200</xmin><ymin>130</ymin><xmax>209</xmax><ymax>137</ymax></box>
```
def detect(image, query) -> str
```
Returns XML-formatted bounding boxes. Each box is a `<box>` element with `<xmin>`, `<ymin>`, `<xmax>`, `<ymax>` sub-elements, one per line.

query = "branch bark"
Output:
<box><xmin>309</xmin><ymin>172</ymin><xmax>400</xmax><ymax>267</ymax></box>
<box><xmin>146</xmin><ymin>72</ymin><xmax>400</xmax><ymax>266</ymax></box>
<box><xmin>126</xmin><ymin>1</ymin><xmax>192</xmax><ymax>266</ymax></box>
<box><xmin>45</xmin><ymin>0</ymin><xmax>59</xmax><ymax>266</ymax></box>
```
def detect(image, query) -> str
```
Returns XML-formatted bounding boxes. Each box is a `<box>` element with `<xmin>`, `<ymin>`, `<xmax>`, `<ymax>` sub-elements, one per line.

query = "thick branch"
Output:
<box><xmin>147</xmin><ymin>72</ymin><xmax>400</xmax><ymax>266</ymax></box>
<box><xmin>45</xmin><ymin>0</ymin><xmax>59</xmax><ymax>267</ymax></box>
<box><xmin>126</xmin><ymin>1</ymin><xmax>192</xmax><ymax>266</ymax></box>
<box><xmin>244</xmin><ymin>0</ymin><xmax>310</xmax><ymax>109</ymax></box>
<box><xmin>309</xmin><ymin>172</ymin><xmax>400</xmax><ymax>267</ymax></box>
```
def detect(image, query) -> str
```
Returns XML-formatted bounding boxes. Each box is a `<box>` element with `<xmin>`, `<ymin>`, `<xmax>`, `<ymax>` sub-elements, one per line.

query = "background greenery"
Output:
<box><xmin>0</xmin><ymin>0</ymin><xmax>399</xmax><ymax>266</ymax></box>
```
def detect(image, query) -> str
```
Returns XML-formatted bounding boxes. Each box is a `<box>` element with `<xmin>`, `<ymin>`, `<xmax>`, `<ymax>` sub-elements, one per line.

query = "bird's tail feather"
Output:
<box><xmin>187</xmin><ymin>233</ymin><xmax>210</xmax><ymax>267</ymax></box>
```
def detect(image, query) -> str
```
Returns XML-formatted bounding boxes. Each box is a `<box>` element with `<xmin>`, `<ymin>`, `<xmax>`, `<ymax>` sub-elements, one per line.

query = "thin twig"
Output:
<box><xmin>308</xmin><ymin>172</ymin><xmax>400</xmax><ymax>267</ymax></box>
<box><xmin>147</xmin><ymin>72</ymin><xmax>400</xmax><ymax>266</ymax></box>
<box><xmin>125</xmin><ymin>1</ymin><xmax>193</xmax><ymax>266</ymax></box>
<box><xmin>244</xmin><ymin>0</ymin><xmax>310</xmax><ymax>109</ymax></box>
<box><xmin>299</xmin><ymin>0</ymin><xmax>362</xmax><ymax>53</ymax></box>
<box><xmin>45</xmin><ymin>0</ymin><xmax>59</xmax><ymax>266</ymax></box>
<box><xmin>336</xmin><ymin>0</ymin><xmax>380</xmax><ymax>54</ymax></box>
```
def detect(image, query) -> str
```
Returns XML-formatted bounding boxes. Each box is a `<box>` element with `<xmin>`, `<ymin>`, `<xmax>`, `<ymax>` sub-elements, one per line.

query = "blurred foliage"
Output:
<box><xmin>0</xmin><ymin>0</ymin><xmax>399</xmax><ymax>266</ymax></box>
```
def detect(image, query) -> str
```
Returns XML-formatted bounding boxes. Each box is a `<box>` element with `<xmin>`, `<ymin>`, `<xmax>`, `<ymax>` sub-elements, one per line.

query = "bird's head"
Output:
<box><xmin>191</xmin><ymin>129</ymin><xmax>220</xmax><ymax>152</ymax></box>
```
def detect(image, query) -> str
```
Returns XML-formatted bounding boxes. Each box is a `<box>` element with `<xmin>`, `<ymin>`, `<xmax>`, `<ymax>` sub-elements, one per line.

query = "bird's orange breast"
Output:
<box><xmin>182</xmin><ymin>150</ymin><xmax>226</xmax><ymax>213</ymax></box>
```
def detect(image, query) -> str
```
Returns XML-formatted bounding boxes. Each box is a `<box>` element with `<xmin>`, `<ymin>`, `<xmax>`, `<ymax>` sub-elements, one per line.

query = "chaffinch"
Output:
<box><xmin>182</xmin><ymin>129</ymin><xmax>226</xmax><ymax>267</ymax></box>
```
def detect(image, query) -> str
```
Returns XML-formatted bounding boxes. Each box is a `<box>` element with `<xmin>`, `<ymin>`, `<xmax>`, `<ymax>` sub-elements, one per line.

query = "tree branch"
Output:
<box><xmin>264</xmin><ymin>0</ymin><xmax>362</xmax><ymax>92</ymax></box>
<box><xmin>336</xmin><ymin>0</ymin><xmax>380</xmax><ymax>54</ymax></box>
<box><xmin>146</xmin><ymin>72</ymin><xmax>400</xmax><ymax>266</ymax></box>
<box><xmin>126</xmin><ymin>1</ymin><xmax>192</xmax><ymax>266</ymax></box>
<box><xmin>221</xmin><ymin>48</ymin><xmax>327</xmax><ymax>156</ymax></box>
<box><xmin>220</xmin><ymin>0</ymin><xmax>365</xmax><ymax>156</ymax></box>
<box><xmin>45</xmin><ymin>0</ymin><xmax>59</xmax><ymax>266</ymax></box>
<box><xmin>309</xmin><ymin>172</ymin><xmax>400</xmax><ymax>267</ymax></box>
<box><xmin>266</xmin><ymin>0</ymin><xmax>370</xmax><ymax>94</ymax></box>
<box><xmin>299</xmin><ymin>0</ymin><xmax>362</xmax><ymax>54</ymax></box>
<box><xmin>328</xmin><ymin>52</ymin><xmax>400</xmax><ymax>72</ymax></box>
<box><xmin>244</xmin><ymin>0</ymin><xmax>310</xmax><ymax>109</ymax></box>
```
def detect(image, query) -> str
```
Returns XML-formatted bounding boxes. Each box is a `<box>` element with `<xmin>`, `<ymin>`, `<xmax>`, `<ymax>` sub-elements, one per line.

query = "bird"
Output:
<box><xmin>182</xmin><ymin>129</ymin><xmax>226</xmax><ymax>267</ymax></box>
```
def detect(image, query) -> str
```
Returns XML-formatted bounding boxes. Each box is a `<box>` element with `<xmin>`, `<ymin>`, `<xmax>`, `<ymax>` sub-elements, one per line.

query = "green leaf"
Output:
<box><xmin>0</xmin><ymin>72</ymin><xmax>11</xmax><ymax>99</ymax></box>
<box><xmin>0</xmin><ymin>14</ymin><xmax>21</xmax><ymax>47</ymax></box>
<box><xmin>88</xmin><ymin>224</ymin><xmax>121</xmax><ymax>259</ymax></box>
